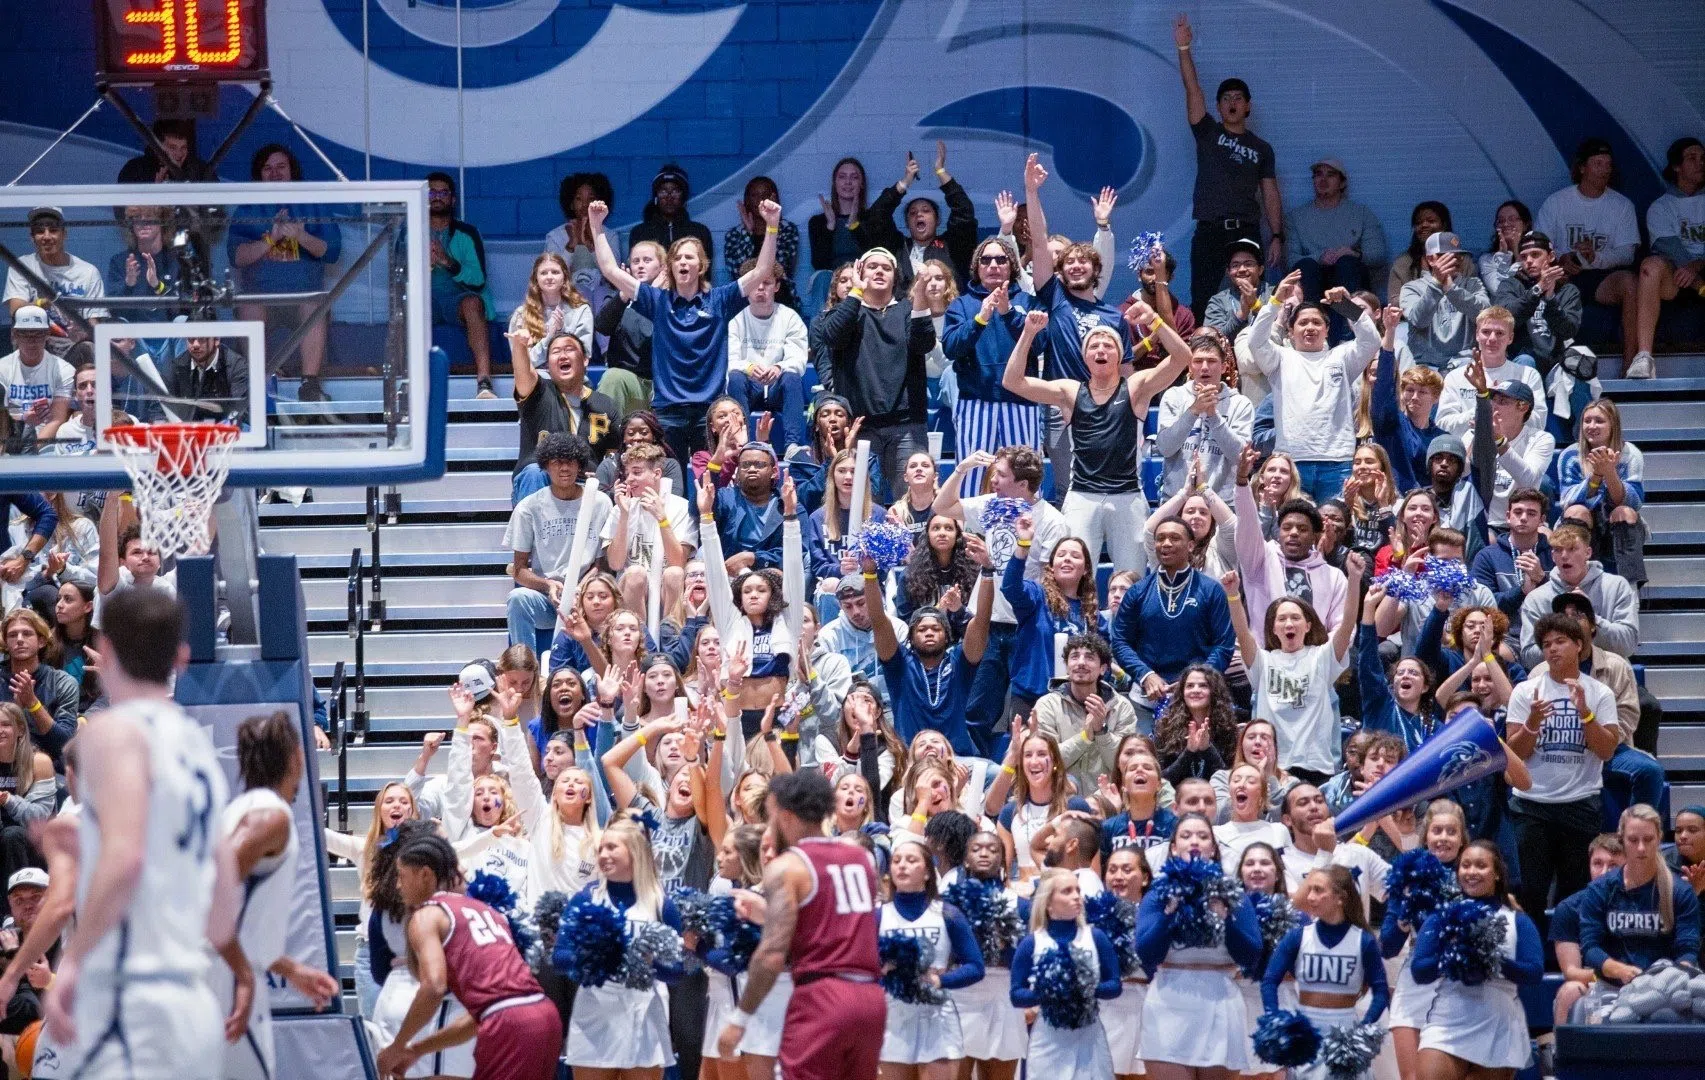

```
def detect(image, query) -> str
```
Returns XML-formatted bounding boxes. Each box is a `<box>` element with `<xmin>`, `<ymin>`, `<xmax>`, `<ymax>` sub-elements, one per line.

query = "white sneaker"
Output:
<box><xmin>1625</xmin><ymin>351</ymin><xmax>1655</xmax><ymax>379</ymax></box>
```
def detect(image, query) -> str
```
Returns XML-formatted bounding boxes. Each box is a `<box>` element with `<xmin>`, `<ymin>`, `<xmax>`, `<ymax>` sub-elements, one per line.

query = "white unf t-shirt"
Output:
<box><xmin>599</xmin><ymin>492</ymin><xmax>698</xmax><ymax>573</ymax></box>
<box><xmin>0</xmin><ymin>349</ymin><xmax>74</xmax><ymax>420</ymax></box>
<box><xmin>1508</xmin><ymin>671</ymin><xmax>1616</xmax><ymax>804</ymax></box>
<box><xmin>1251</xmin><ymin>644</ymin><xmax>1350</xmax><ymax>775</ymax></box>
<box><xmin>504</xmin><ymin>486</ymin><xmax>614</xmax><ymax>581</ymax></box>
<box><xmin>2</xmin><ymin>253</ymin><xmax>109</xmax><ymax>326</ymax></box>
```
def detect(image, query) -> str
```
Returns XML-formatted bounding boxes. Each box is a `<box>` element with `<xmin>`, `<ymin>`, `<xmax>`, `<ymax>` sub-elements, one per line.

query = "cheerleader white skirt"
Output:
<box><xmin>1417</xmin><ymin>981</ymin><xmax>1530</xmax><ymax>1071</ymax></box>
<box><xmin>1102</xmin><ymin>978</ymin><xmax>1148</xmax><ymax>1075</ymax></box>
<box><xmin>1239</xmin><ymin>977</ymin><xmax>1298</xmax><ymax>1075</ymax></box>
<box><xmin>564</xmin><ymin>981</ymin><xmax>676</xmax><ymax>1069</ymax></box>
<box><xmin>702</xmin><ymin>972</ymin><xmax>738</xmax><ymax>1058</ymax></box>
<box><xmin>1140</xmin><ymin>967</ymin><xmax>1249</xmax><ymax>1070</ymax></box>
<box><xmin>950</xmin><ymin>970</ymin><xmax>1028</xmax><ymax>1062</ymax></box>
<box><xmin>1296</xmin><ymin>1004</ymin><xmax>1371</xmax><ymax>1080</ymax></box>
<box><xmin>1388</xmin><ymin>956</ymin><xmax>1438</xmax><ymax>1029</ymax></box>
<box><xmin>881</xmin><ymin>996</ymin><xmax>965</xmax><ymax>1063</ymax></box>
<box><xmin>368</xmin><ymin>968</ymin><xmax>476</xmax><ymax>1078</ymax></box>
<box><xmin>1028</xmin><ymin>1015</ymin><xmax>1115</xmax><ymax>1079</ymax></box>
<box><xmin>738</xmin><ymin>971</ymin><xmax>793</xmax><ymax>1057</ymax></box>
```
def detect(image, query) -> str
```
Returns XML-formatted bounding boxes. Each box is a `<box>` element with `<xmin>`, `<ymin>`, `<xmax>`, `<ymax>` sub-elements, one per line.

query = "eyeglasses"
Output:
<box><xmin>978</xmin><ymin>255</ymin><xmax>1010</xmax><ymax>266</ymax></box>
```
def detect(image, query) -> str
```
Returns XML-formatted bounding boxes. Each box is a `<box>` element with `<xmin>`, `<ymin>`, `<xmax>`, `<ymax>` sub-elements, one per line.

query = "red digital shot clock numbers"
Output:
<box><xmin>95</xmin><ymin>0</ymin><xmax>270</xmax><ymax>84</ymax></box>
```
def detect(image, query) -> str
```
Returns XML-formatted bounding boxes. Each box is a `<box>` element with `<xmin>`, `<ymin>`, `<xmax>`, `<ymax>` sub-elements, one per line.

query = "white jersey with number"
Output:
<box><xmin>219</xmin><ymin>787</ymin><xmax>298</xmax><ymax>1080</ymax></box>
<box><xmin>77</xmin><ymin>698</ymin><xmax>227</xmax><ymax>981</ymax></box>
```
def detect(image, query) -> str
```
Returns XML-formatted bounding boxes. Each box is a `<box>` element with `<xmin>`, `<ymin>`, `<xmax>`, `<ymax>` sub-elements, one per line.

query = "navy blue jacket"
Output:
<box><xmin>1470</xmin><ymin>532</ymin><xmax>1554</xmax><ymax>623</ymax></box>
<box><xmin>941</xmin><ymin>286</ymin><xmax>1039</xmax><ymax>404</ymax></box>
<box><xmin>1001</xmin><ymin>556</ymin><xmax>1108</xmax><ymax>698</ymax></box>
<box><xmin>1110</xmin><ymin>567</ymin><xmax>1235</xmax><ymax>686</ymax></box>
<box><xmin>1369</xmin><ymin>347</ymin><xmax>1445</xmax><ymax>494</ymax></box>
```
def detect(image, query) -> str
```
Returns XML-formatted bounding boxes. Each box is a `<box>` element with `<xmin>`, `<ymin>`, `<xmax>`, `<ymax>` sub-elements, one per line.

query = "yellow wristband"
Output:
<box><xmin>1081</xmin><ymin>730</ymin><xmax>1094</xmax><ymax>743</ymax></box>
<box><xmin>911</xmin><ymin>812</ymin><xmax>928</xmax><ymax>824</ymax></box>
<box><xmin>1001</xmin><ymin>765</ymin><xmax>1016</xmax><ymax>776</ymax></box>
<box><xmin>780</xmin><ymin>732</ymin><xmax>800</xmax><ymax>743</ymax></box>
<box><xmin>765</xmin><ymin>226</ymin><xmax>779</xmax><ymax>235</ymax></box>
<box><xmin>636</xmin><ymin>732</ymin><xmax>648</xmax><ymax>747</ymax></box>
<box><xmin>713</xmin><ymin>729</ymin><xmax>727</xmax><ymax>740</ymax></box>
<box><xmin>574</xmin><ymin>735</ymin><xmax>590</xmax><ymax>752</ymax></box>
<box><xmin>1016</xmin><ymin>539</ymin><xmax>1032</xmax><ymax>548</ymax></box>
<box><xmin>502</xmin><ymin>716</ymin><xmax>519</xmax><ymax>727</ymax></box>
<box><xmin>847</xmin><ymin>220</ymin><xmax>859</xmax><ymax>231</ymax></box>
<box><xmin>705</xmin><ymin>461</ymin><xmax>721</xmax><ymax>472</ymax></box>
<box><xmin>1225</xmin><ymin>593</ymin><xmax>1241</xmax><ymax>602</ymax></box>
<box><xmin>934</xmin><ymin>168</ymin><xmax>947</xmax><ymax>178</ymax></box>
<box><xmin>721</xmin><ymin>689</ymin><xmax>738</xmax><ymax>701</ymax></box>
<box><xmin>28</xmin><ymin>700</ymin><xmax>45</xmax><ymax>715</ymax></box>
<box><xmin>1583</xmin><ymin>711</ymin><xmax>1596</xmax><ymax>725</ymax></box>
<box><xmin>862</xmin><ymin>572</ymin><xmax>878</xmax><ymax>581</ymax></box>
<box><xmin>973</xmin><ymin>313</ymin><xmax>989</xmax><ymax>326</ymax></box>
<box><xmin>1483</xmin><ymin>653</ymin><xmax>1495</xmax><ymax>664</ymax></box>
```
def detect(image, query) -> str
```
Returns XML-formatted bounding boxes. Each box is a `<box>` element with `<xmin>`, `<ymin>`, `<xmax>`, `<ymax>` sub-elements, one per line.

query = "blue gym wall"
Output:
<box><xmin>2</xmin><ymin>0</ymin><xmax>1703</xmax><ymax>303</ymax></box>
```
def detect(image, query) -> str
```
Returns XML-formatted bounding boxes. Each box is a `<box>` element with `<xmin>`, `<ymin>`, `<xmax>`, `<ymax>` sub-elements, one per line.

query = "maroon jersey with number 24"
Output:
<box><xmin>788</xmin><ymin>837</ymin><xmax>881</xmax><ymax>979</ymax></box>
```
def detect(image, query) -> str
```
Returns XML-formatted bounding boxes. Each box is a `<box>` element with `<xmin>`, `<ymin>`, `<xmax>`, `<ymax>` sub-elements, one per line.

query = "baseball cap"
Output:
<box><xmin>1310</xmin><ymin>157</ymin><xmax>1347</xmax><ymax>178</ymax></box>
<box><xmin>836</xmin><ymin>573</ymin><xmax>866</xmax><ymax>599</ymax></box>
<box><xmin>1426</xmin><ymin>433</ymin><xmax>1466</xmax><ymax>463</ymax></box>
<box><xmin>26</xmin><ymin>206</ymin><xmax>63</xmax><ymax>227</ymax></box>
<box><xmin>1518</xmin><ymin>230</ymin><xmax>1552</xmax><ymax>254</ymax></box>
<box><xmin>1551</xmin><ymin>591</ymin><xmax>1596</xmax><ymax>622</ymax></box>
<box><xmin>7</xmin><ymin>868</ymin><xmax>48</xmax><ymax>893</ymax></box>
<box><xmin>1423</xmin><ymin>231</ymin><xmax>1463</xmax><ymax>257</ymax></box>
<box><xmin>11</xmin><ymin>305</ymin><xmax>49</xmax><ymax>331</ymax></box>
<box><xmin>458</xmin><ymin>659</ymin><xmax>498</xmax><ymax>704</ymax></box>
<box><xmin>1226</xmin><ymin>236</ymin><xmax>1264</xmax><ymax>262</ymax></box>
<box><xmin>1490</xmin><ymin>380</ymin><xmax>1535</xmax><ymax>408</ymax></box>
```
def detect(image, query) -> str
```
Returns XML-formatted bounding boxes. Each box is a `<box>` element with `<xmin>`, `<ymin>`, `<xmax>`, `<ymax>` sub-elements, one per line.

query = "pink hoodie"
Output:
<box><xmin>1233</xmin><ymin>482</ymin><xmax>1349</xmax><ymax>635</ymax></box>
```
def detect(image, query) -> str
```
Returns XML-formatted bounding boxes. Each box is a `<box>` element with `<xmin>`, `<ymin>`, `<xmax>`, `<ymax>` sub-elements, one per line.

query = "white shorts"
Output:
<box><xmin>41</xmin><ymin>976</ymin><xmax>221</xmax><ymax>1080</ymax></box>
<box><xmin>1102</xmin><ymin>978</ymin><xmax>1148</xmax><ymax>1075</ymax></box>
<box><xmin>1417</xmin><ymin>981</ymin><xmax>1530</xmax><ymax>1071</ymax></box>
<box><xmin>1387</xmin><ymin>954</ymin><xmax>1437</xmax><ymax>1029</ymax></box>
<box><xmin>564</xmin><ymin>982</ymin><xmax>674</xmax><ymax>1069</ymax></box>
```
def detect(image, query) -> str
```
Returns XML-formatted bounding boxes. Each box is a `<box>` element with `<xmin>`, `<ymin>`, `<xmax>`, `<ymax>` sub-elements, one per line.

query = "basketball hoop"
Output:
<box><xmin>105</xmin><ymin>423</ymin><xmax>242</xmax><ymax>560</ymax></box>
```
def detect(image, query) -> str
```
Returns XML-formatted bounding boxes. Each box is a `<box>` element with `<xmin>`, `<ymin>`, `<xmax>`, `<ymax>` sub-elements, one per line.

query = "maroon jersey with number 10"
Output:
<box><xmin>428</xmin><ymin>892</ymin><xmax>544</xmax><ymax>1016</ymax></box>
<box><xmin>789</xmin><ymin>837</ymin><xmax>881</xmax><ymax>979</ymax></box>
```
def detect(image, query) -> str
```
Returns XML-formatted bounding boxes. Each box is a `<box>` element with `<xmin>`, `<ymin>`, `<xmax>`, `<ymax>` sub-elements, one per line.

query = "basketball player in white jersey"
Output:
<box><xmin>39</xmin><ymin>588</ymin><xmax>255</xmax><ymax>1079</ymax></box>
<box><xmin>219</xmin><ymin>711</ymin><xmax>340</xmax><ymax>1080</ymax></box>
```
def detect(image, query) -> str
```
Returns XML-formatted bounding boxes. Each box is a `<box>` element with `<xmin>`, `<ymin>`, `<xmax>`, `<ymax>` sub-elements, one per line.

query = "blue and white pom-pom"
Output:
<box><xmin>1371</xmin><ymin>567</ymin><xmax>1431</xmax><ymax>605</ymax></box>
<box><xmin>1421</xmin><ymin>555</ymin><xmax>1472</xmax><ymax>599</ymax></box>
<box><xmin>1127</xmin><ymin>230</ymin><xmax>1167</xmax><ymax>272</ymax></box>
<box><xmin>1154</xmin><ymin>855</ymin><xmax>1246</xmax><ymax>948</ymax></box>
<box><xmin>1084</xmin><ymin>890</ymin><xmax>1141</xmax><ymax>976</ymax></box>
<box><xmin>671</xmin><ymin>886</ymin><xmax>719</xmax><ymax>940</ymax></box>
<box><xmin>1383</xmin><ymin>850</ymin><xmax>1458</xmax><ymax>928</ymax></box>
<box><xmin>855</xmin><ymin>522</ymin><xmax>914</xmax><ymax>574</ymax></box>
<box><xmin>1252</xmin><ymin>1009</ymin><xmax>1322</xmax><ymax>1067</ymax></box>
<box><xmin>528</xmin><ymin>890</ymin><xmax>570</xmax><ymax>975</ymax></box>
<box><xmin>944</xmin><ymin>878</ymin><xmax>1024</xmax><ymax>963</ymax></box>
<box><xmin>620</xmin><ymin>920</ymin><xmax>685</xmax><ymax>989</ymax></box>
<box><xmin>1032</xmin><ymin>943</ymin><xmax>1101</xmax><ymax>1029</ymax></box>
<box><xmin>879</xmin><ymin>931</ymin><xmax>946</xmax><ymax>1004</ymax></box>
<box><xmin>1319</xmin><ymin>1021</ymin><xmax>1385</xmax><ymax>1078</ymax></box>
<box><xmin>669</xmin><ymin>886</ymin><xmax>761</xmax><ymax>973</ymax></box>
<box><xmin>552</xmin><ymin>892</ymin><xmax>628</xmax><ymax>987</ymax></box>
<box><xmin>979</xmin><ymin>497</ymin><xmax>1031</xmax><ymax>532</ymax></box>
<box><xmin>466</xmin><ymin>871</ymin><xmax>536</xmax><ymax>958</ymax></box>
<box><xmin>1252</xmin><ymin>892</ymin><xmax>1302</xmax><ymax>960</ymax></box>
<box><xmin>1433</xmin><ymin>898</ymin><xmax>1507</xmax><ymax>986</ymax></box>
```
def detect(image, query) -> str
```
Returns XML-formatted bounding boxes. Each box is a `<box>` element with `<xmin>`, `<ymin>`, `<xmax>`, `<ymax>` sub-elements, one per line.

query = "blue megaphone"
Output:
<box><xmin>1335</xmin><ymin>705</ymin><xmax>1507</xmax><ymax>839</ymax></box>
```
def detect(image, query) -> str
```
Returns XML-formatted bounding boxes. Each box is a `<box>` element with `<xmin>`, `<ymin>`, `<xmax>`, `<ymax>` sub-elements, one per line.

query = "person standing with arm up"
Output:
<box><xmin>588</xmin><ymin>196</ymin><xmax>780</xmax><ymax>464</ymax></box>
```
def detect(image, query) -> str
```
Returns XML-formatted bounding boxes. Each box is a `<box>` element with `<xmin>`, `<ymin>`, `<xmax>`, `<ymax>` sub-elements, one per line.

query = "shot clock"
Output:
<box><xmin>95</xmin><ymin>0</ymin><xmax>269</xmax><ymax>84</ymax></box>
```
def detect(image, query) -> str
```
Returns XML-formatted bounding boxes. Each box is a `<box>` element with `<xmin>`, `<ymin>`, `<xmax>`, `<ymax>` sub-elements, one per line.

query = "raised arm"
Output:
<box><xmin>933</xmin><ymin>451</ymin><xmax>992</xmax><ymax>519</ymax></box>
<box><xmin>1023</xmin><ymin>154</ymin><xmax>1054</xmax><ymax>289</ymax></box>
<box><xmin>1173</xmin><ymin>14</ymin><xmax>1207</xmax><ymax>125</ymax></box>
<box><xmin>962</xmin><ymin>535</ymin><xmax>996</xmax><ymax>664</ymax></box>
<box><xmin>1221</xmin><ymin>569</ymin><xmax>1258</xmax><ymax>666</ymax></box>
<box><xmin>863</xmin><ymin>554</ymin><xmax>900</xmax><ymax>663</ymax></box>
<box><xmin>1003</xmin><ymin>310</ymin><xmax>1075</xmax><ymax>409</ymax></box>
<box><xmin>737</xmin><ymin>200</ymin><xmax>783</xmax><ymax>298</ymax></box>
<box><xmin>505</xmin><ymin>328</ymin><xmax>539</xmax><ymax>402</ymax></box>
<box><xmin>586</xmin><ymin>200</ymin><xmax>641</xmax><ymax>300</ymax></box>
<box><xmin>1332</xmin><ymin>553</ymin><xmax>1365</xmax><ymax>663</ymax></box>
<box><xmin>1126</xmin><ymin>297</ymin><xmax>1195</xmax><ymax>403</ymax></box>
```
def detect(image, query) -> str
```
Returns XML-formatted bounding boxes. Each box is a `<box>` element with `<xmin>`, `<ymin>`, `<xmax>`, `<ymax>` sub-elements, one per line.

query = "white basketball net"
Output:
<box><xmin>105</xmin><ymin>424</ymin><xmax>241</xmax><ymax>560</ymax></box>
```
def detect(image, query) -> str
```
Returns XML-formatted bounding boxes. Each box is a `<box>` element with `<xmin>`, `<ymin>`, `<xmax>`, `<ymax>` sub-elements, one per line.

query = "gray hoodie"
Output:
<box><xmin>1519</xmin><ymin>561</ymin><xmax>1640</xmax><ymax>668</ymax></box>
<box><xmin>1399</xmin><ymin>271</ymin><xmax>1489</xmax><ymax>370</ymax></box>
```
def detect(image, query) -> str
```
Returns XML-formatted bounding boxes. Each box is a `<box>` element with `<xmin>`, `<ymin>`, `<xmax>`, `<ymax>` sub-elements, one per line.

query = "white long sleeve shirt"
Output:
<box><xmin>727</xmin><ymin>305</ymin><xmax>809</xmax><ymax>377</ymax></box>
<box><xmin>1436</xmin><ymin>357</ymin><xmax>1547</xmax><ymax>437</ymax></box>
<box><xmin>1248</xmin><ymin>299</ymin><xmax>1381</xmax><ymax>462</ymax></box>
<box><xmin>1463</xmin><ymin>423</ymin><xmax>1556</xmax><ymax>527</ymax></box>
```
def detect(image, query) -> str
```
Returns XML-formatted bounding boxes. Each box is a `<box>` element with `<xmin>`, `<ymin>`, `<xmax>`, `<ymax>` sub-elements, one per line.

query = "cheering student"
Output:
<box><xmin>1380</xmin><ymin>802</ymin><xmax>1468</xmax><ymax>1079</ymax></box>
<box><xmin>1263</xmin><ymin>867</ymin><xmax>1389</xmax><ymax>1080</ymax></box>
<box><xmin>1549</xmin><ymin>834</ymin><xmax>1626</xmax><ymax>1025</ymax></box>
<box><xmin>1410</xmin><ymin>841</ymin><xmax>1542</xmax><ymax>1080</ymax></box>
<box><xmin>999</xmin><ymin>514</ymin><xmax>1106</xmax><ymax>719</ymax></box>
<box><xmin>1009</xmin><ymin>869</ymin><xmax>1124</xmax><ymax>1076</ymax></box>
<box><xmin>984</xmin><ymin>713</ymin><xmax>1097</xmax><ymax>883</ymax></box>
<box><xmin>1574</xmin><ymin>805</ymin><xmax>1702</xmax><ymax>982</ymax></box>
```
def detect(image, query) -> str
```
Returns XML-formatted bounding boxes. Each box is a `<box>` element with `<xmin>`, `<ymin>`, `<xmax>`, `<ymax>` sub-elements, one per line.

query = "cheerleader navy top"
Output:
<box><xmin>1009</xmin><ymin>920</ymin><xmax>1124</xmax><ymax>1007</ymax></box>
<box><xmin>880</xmin><ymin>892</ymin><xmax>987</xmax><ymax>991</ymax></box>
<box><xmin>1069</xmin><ymin>380</ymin><xmax>1144</xmax><ymax>494</ymax></box>
<box><xmin>1133</xmin><ymin>888</ymin><xmax>1264</xmax><ymax>975</ymax></box>
<box><xmin>1410</xmin><ymin>905</ymin><xmax>1543</xmax><ymax>987</ymax></box>
<box><xmin>1263</xmin><ymin>920</ymin><xmax>1390</xmax><ymax>1022</ymax></box>
<box><xmin>1000</xmin><ymin>555</ymin><xmax>1110</xmax><ymax>698</ymax></box>
<box><xmin>1574</xmin><ymin>871</ymin><xmax>1702</xmax><ymax>974</ymax></box>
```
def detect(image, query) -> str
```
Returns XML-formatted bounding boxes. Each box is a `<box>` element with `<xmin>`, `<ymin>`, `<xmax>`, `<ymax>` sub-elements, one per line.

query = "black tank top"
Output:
<box><xmin>1070</xmin><ymin>379</ymin><xmax>1144</xmax><ymax>494</ymax></box>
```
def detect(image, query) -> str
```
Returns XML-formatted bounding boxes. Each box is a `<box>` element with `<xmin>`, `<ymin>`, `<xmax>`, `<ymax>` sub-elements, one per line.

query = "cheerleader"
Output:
<box><xmin>878</xmin><ymin>835</ymin><xmax>986</xmax><ymax>1080</ymax></box>
<box><xmin>734</xmin><ymin>828</ymin><xmax>793</xmax><ymax>1080</ymax></box>
<box><xmin>1380</xmin><ymin>802</ymin><xmax>1465</xmax><ymax>1080</ymax></box>
<box><xmin>563</xmin><ymin>820</ymin><xmax>687</xmax><ymax>1080</ymax></box>
<box><xmin>699</xmin><ymin>825</ymin><xmax>763</xmax><ymax>1080</ymax></box>
<box><xmin>1234</xmin><ymin>842</ymin><xmax>1291</xmax><ymax>1080</ymax></box>
<box><xmin>953</xmin><ymin>830</ymin><xmax>1030</xmax><ymax>1080</ymax></box>
<box><xmin>1101</xmin><ymin>847</ymin><xmax>1152</xmax><ymax>1080</ymax></box>
<box><xmin>1010</xmin><ymin>868</ymin><xmax>1123</xmax><ymax>1077</ymax></box>
<box><xmin>1135</xmin><ymin>814</ymin><xmax>1264</xmax><ymax>1079</ymax></box>
<box><xmin>1263</xmin><ymin>867</ymin><xmax>1389</xmax><ymax>1080</ymax></box>
<box><xmin>1411</xmin><ymin>841</ymin><xmax>1543</xmax><ymax>1080</ymax></box>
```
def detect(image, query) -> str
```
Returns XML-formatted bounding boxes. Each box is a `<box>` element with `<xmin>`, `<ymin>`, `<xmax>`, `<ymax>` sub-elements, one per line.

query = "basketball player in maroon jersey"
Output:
<box><xmin>717</xmin><ymin>770</ymin><xmax>885</xmax><ymax>1080</ymax></box>
<box><xmin>375</xmin><ymin>835</ymin><xmax>563</xmax><ymax>1080</ymax></box>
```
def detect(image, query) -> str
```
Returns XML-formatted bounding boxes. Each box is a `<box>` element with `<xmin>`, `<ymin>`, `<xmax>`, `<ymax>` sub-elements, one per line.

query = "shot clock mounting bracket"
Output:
<box><xmin>10</xmin><ymin>1</ymin><xmax>344</xmax><ymax>188</ymax></box>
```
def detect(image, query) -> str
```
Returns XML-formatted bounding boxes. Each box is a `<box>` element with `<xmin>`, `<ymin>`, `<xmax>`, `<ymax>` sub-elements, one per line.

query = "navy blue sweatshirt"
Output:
<box><xmin>1574</xmin><ymin>869</ymin><xmax>1702</xmax><ymax>974</ymax></box>
<box><xmin>1263</xmin><ymin>919</ymin><xmax>1390</xmax><ymax>1023</ymax></box>
<box><xmin>1009</xmin><ymin>920</ymin><xmax>1124</xmax><ymax>1007</ymax></box>
<box><xmin>1357</xmin><ymin>624</ymin><xmax>1439</xmax><ymax>754</ymax></box>
<box><xmin>1369</xmin><ymin>347</ymin><xmax>1445</xmax><ymax>494</ymax></box>
<box><xmin>1470</xmin><ymin>532</ymin><xmax>1554</xmax><ymax>623</ymax></box>
<box><xmin>941</xmin><ymin>286</ymin><xmax>1039</xmax><ymax>403</ymax></box>
<box><xmin>1001</xmin><ymin>554</ymin><xmax>1107</xmax><ymax>698</ymax></box>
<box><xmin>886</xmin><ymin>891</ymin><xmax>987</xmax><ymax>990</ymax></box>
<box><xmin>1109</xmin><ymin>566</ymin><xmax>1235</xmax><ymax>686</ymax></box>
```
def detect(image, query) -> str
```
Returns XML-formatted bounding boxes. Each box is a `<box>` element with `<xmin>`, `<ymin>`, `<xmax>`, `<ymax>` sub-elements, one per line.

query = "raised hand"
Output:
<box><xmin>965</xmin><ymin>533</ymin><xmax>992</xmax><ymax>569</ymax></box>
<box><xmin>1023</xmin><ymin>309</ymin><xmax>1049</xmax><ymax>336</ymax></box>
<box><xmin>697</xmin><ymin>469</ymin><xmax>716</xmax><ymax>515</ymax></box>
<box><xmin>902</xmin><ymin>153</ymin><xmax>921</xmax><ymax>187</ymax></box>
<box><xmin>934</xmin><ymin>140</ymin><xmax>949</xmax><ymax>179</ymax></box>
<box><xmin>1219</xmin><ymin>568</ymin><xmax>1240</xmax><ymax>596</ymax></box>
<box><xmin>819</xmin><ymin>194</ymin><xmax>834</xmax><ymax>219</ymax></box>
<box><xmin>1091</xmin><ymin>186</ymin><xmax>1118</xmax><ymax>228</ymax></box>
<box><xmin>1024</xmin><ymin>152</ymin><xmax>1047</xmax><ymax>193</ymax></box>
<box><xmin>995</xmin><ymin>190</ymin><xmax>1017</xmax><ymax>232</ymax></box>
<box><xmin>1322</xmin><ymin>285</ymin><xmax>1350</xmax><ymax>306</ymax></box>
<box><xmin>758</xmin><ymin>199</ymin><xmax>782</xmax><ymax>228</ymax></box>
<box><xmin>1015</xmin><ymin>512</ymin><xmax>1035</xmax><ymax>543</ymax></box>
<box><xmin>1275</xmin><ymin>269</ymin><xmax>1304</xmax><ymax>306</ymax></box>
<box><xmin>755</xmin><ymin>411</ymin><xmax>775</xmax><ymax>445</ymax></box>
<box><xmin>1173</xmin><ymin>12</ymin><xmax>1193</xmax><ymax>48</ymax></box>
<box><xmin>1236</xmin><ymin>443</ymin><xmax>1260</xmax><ymax>487</ymax></box>
<box><xmin>448</xmin><ymin>683</ymin><xmax>475</xmax><ymax>723</ymax></box>
<box><xmin>586</xmin><ymin>200</ymin><xmax>610</xmax><ymax>231</ymax></box>
<box><xmin>493</xmin><ymin>683</ymin><xmax>522</xmax><ymax>722</ymax></box>
<box><xmin>1126</xmin><ymin>298</ymin><xmax>1158</xmax><ymax>333</ymax></box>
<box><xmin>1464</xmin><ymin>354</ymin><xmax>1489</xmax><ymax>395</ymax></box>
<box><xmin>781</xmin><ymin>473</ymin><xmax>798</xmax><ymax>517</ymax></box>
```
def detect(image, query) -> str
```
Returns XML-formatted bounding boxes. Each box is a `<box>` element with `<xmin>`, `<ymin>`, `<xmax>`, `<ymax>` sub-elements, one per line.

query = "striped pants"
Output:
<box><xmin>953</xmin><ymin>398</ymin><xmax>1040</xmax><ymax>496</ymax></box>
